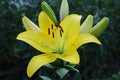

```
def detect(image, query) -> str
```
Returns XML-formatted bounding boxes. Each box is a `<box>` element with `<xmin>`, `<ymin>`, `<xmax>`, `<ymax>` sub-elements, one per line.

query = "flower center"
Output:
<box><xmin>47</xmin><ymin>24</ymin><xmax>64</xmax><ymax>38</ymax></box>
<box><xmin>53</xmin><ymin>46</ymin><xmax>65</xmax><ymax>54</ymax></box>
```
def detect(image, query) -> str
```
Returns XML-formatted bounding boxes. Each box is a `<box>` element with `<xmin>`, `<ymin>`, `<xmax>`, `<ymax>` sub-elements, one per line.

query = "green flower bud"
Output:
<box><xmin>80</xmin><ymin>15</ymin><xmax>93</xmax><ymax>33</ymax></box>
<box><xmin>60</xmin><ymin>0</ymin><xmax>69</xmax><ymax>21</ymax></box>
<box><xmin>89</xmin><ymin>17</ymin><xmax>109</xmax><ymax>37</ymax></box>
<box><xmin>41</xmin><ymin>1</ymin><xmax>57</xmax><ymax>25</ymax></box>
<box><xmin>22</xmin><ymin>16</ymin><xmax>40</xmax><ymax>31</ymax></box>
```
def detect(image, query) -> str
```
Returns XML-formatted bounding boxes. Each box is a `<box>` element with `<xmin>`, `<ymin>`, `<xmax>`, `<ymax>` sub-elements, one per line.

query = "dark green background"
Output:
<box><xmin>0</xmin><ymin>0</ymin><xmax>120</xmax><ymax>80</ymax></box>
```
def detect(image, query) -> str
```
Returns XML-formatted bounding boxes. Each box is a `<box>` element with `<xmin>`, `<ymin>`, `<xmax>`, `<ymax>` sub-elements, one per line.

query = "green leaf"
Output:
<box><xmin>45</xmin><ymin>64</ymin><xmax>54</xmax><ymax>69</ymax></box>
<box><xmin>60</xmin><ymin>0</ymin><xmax>69</xmax><ymax>21</ymax></box>
<box><xmin>39</xmin><ymin>76</ymin><xmax>52</xmax><ymax>80</ymax></box>
<box><xmin>89</xmin><ymin>17</ymin><xmax>109</xmax><ymax>37</ymax></box>
<box><xmin>56</xmin><ymin>68</ymin><xmax>69</xmax><ymax>79</ymax></box>
<box><xmin>80</xmin><ymin>15</ymin><xmax>93</xmax><ymax>33</ymax></box>
<box><xmin>41</xmin><ymin>1</ymin><xmax>57</xmax><ymax>25</ymax></box>
<box><xmin>65</xmin><ymin>64</ymin><xmax>79</xmax><ymax>73</ymax></box>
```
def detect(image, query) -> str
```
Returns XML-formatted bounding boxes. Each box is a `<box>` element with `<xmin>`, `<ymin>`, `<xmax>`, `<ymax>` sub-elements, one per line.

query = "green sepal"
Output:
<box><xmin>39</xmin><ymin>76</ymin><xmax>52</xmax><ymax>80</ymax></box>
<box><xmin>60</xmin><ymin>0</ymin><xmax>69</xmax><ymax>21</ymax></box>
<box><xmin>56</xmin><ymin>68</ymin><xmax>69</xmax><ymax>79</ymax></box>
<box><xmin>45</xmin><ymin>64</ymin><xmax>54</xmax><ymax>69</ymax></box>
<box><xmin>65</xmin><ymin>64</ymin><xmax>79</xmax><ymax>73</ymax></box>
<box><xmin>89</xmin><ymin>17</ymin><xmax>109</xmax><ymax>37</ymax></box>
<box><xmin>80</xmin><ymin>15</ymin><xmax>93</xmax><ymax>33</ymax></box>
<box><xmin>41</xmin><ymin>1</ymin><xmax>57</xmax><ymax>25</ymax></box>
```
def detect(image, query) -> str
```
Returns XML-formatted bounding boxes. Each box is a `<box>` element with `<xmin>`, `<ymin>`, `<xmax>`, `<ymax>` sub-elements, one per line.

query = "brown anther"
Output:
<box><xmin>58</xmin><ymin>24</ymin><xmax>64</xmax><ymax>32</ymax></box>
<box><xmin>60</xmin><ymin>30</ymin><xmax>62</xmax><ymax>37</ymax></box>
<box><xmin>48</xmin><ymin>28</ymin><xmax>50</xmax><ymax>35</ymax></box>
<box><xmin>52</xmin><ymin>32</ymin><xmax>54</xmax><ymax>38</ymax></box>
<box><xmin>51</xmin><ymin>24</ymin><xmax>53</xmax><ymax>30</ymax></box>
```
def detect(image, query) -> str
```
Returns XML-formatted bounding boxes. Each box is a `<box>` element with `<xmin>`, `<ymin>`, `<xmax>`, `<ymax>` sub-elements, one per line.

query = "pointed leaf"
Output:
<box><xmin>89</xmin><ymin>17</ymin><xmax>109</xmax><ymax>37</ymax></box>
<box><xmin>56</xmin><ymin>68</ymin><xmax>69</xmax><ymax>79</ymax></box>
<box><xmin>39</xmin><ymin>76</ymin><xmax>52</xmax><ymax>80</ymax></box>
<box><xmin>65</xmin><ymin>64</ymin><xmax>79</xmax><ymax>73</ymax></box>
<box><xmin>45</xmin><ymin>64</ymin><xmax>54</xmax><ymax>69</ymax></box>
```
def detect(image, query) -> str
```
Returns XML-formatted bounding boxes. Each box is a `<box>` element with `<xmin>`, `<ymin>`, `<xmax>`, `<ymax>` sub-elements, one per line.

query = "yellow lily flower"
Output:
<box><xmin>17</xmin><ymin>11</ymin><xmax>101</xmax><ymax>77</ymax></box>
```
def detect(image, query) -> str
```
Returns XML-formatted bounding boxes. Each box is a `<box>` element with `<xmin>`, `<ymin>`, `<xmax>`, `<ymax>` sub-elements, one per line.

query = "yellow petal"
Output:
<box><xmin>60</xmin><ymin>14</ymin><xmax>82</xmax><ymax>41</ymax></box>
<box><xmin>22</xmin><ymin>16</ymin><xmax>40</xmax><ymax>31</ymax></box>
<box><xmin>71</xmin><ymin>33</ymin><xmax>101</xmax><ymax>49</ymax></box>
<box><xmin>38</xmin><ymin>11</ymin><xmax>56</xmax><ymax>34</ymax></box>
<box><xmin>56</xmin><ymin>49</ymin><xmax>80</xmax><ymax>64</ymax></box>
<box><xmin>17</xmin><ymin>31</ymin><xmax>55</xmax><ymax>52</ymax></box>
<box><xmin>27</xmin><ymin>53</ymin><xmax>56</xmax><ymax>77</ymax></box>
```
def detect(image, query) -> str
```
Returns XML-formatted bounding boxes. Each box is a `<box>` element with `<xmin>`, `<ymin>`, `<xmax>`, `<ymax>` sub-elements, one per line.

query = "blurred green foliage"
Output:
<box><xmin>0</xmin><ymin>0</ymin><xmax>120</xmax><ymax>80</ymax></box>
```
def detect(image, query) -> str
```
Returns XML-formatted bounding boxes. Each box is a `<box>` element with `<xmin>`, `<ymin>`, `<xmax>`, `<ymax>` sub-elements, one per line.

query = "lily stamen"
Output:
<box><xmin>51</xmin><ymin>24</ymin><xmax>54</xmax><ymax>30</ymax></box>
<box><xmin>58</xmin><ymin>24</ymin><xmax>64</xmax><ymax>33</ymax></box>
<box><xmin>48</xmin><ymin>28</ymin><xmax>50</xmax><ymax>35</ymax></box>
<box><xmin>60</xmin><ymin>30</ymin><xmax>62</xmax><ymax>37</ymax></box>
<box><xmin>52</xmin><ymin>32</ymin><xmax>54</xmax><ymax>38</ymax></box>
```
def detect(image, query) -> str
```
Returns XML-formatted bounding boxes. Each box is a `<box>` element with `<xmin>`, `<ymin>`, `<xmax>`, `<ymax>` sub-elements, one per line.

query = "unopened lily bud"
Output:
<box><xmin>22</xmin><ymin>16</ymin><xmax>40</xmax><ymax>32</ymax></box>
<box><xmin>89</xmin><ymin>17</ymin><xmax>109</xmax><ymax>37</ymax></box>
<box><xmin>41</xmin><ymin>1</ymin><xmax>57</xmax><ymax>25</ymax></box>
<box><xmin>80</xmin><ymin>15</ymin><xmax>93</xmax><ymax>33</ymax></box>
<box><xmin>60</xmin><ymin>0</ymin><xmax>69</xmax><ymax>21</ymax></box>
